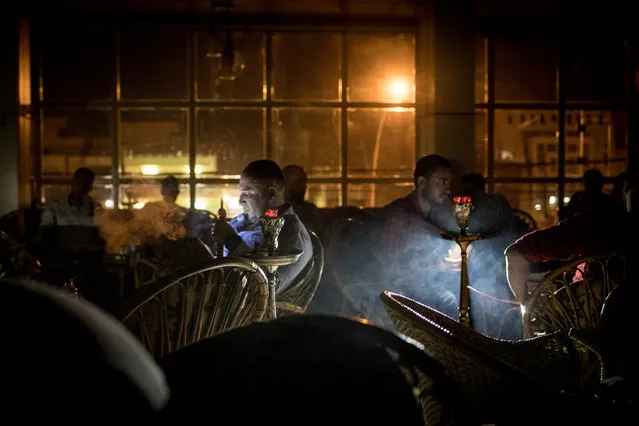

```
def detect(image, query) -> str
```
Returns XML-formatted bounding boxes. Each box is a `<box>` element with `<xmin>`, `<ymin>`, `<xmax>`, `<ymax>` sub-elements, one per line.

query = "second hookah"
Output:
<box><xmin>442</xmin><ymin>196</ymin><xmax>481</xmax><ymax>327</ymax></box>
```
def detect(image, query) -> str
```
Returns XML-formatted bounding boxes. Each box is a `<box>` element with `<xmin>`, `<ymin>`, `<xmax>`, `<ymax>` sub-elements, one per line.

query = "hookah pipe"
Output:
<box><xmin>216</xmin><ymin>197</ymin><xmax>226</xmax><ymax>258</ymax></box>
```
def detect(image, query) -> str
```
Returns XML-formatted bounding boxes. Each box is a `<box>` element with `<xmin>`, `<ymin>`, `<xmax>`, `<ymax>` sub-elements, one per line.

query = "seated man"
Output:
<box><xmin>504</xmin><ymin>201</ymin><xmax>628</xmax><ymax>305</ymax></box>
<box><xmin>40</xmin><ymin>167</ymin><xmax>98</xmax><ymax>228</ymax></box>
<box><xmin>375</xmin><ymin>155</ymin><xmax>459</xmax><ymax>318</ymax></box>
<box><xmin>212</xmin><ymin>160</ymin><xmax>312</xmax><ymax>295</ymax></box>
<box><xmin>38</xmin><ymin>167</ymin><xmax>105</xmax><ymax>257</ymax></box>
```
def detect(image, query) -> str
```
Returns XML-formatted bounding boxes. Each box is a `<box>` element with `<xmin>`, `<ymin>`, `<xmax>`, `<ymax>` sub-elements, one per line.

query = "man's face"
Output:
<box><xmin>283</xmin><ymin>168</ymin><xmax>307</xmax><ymax>202</ymax></box>
<box><xmin>72</xmin><ymin>175</ymin><xmax>93</xmax><ymax>197</ymax></box>
<box><xmin>417</xmin><ymin>166</ymin><xmax>453</xmax><ymax>206</ymax></box>
<box><xmin>239</xmin><ymin>176</ymin><xmax>271</xmax><ymax>220</ymax></box>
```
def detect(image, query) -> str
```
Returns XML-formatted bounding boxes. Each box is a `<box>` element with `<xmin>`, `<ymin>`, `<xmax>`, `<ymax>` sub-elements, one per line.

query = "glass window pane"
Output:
<box><xmin>272</xmin><ymin>108</ymin><xmax>341</xmax><ymax>178</ymax></box>
<box><xmin>196</xmin><ymin>31</ymin><xmax>264</xmax><ymax>100</ymax></box>
<box><xmin>196</xmin><ymin>108</ymin><xmax>264</xmax><ymax>177</ymax></box>
<box><xmin>120</xmin><ymin>29</ymin><xmax>187</xmax><ymax>99</ymax></box>
<box><xmin>41</xmin><ymin>183</ymin><xmax>113</xmax><ymax>210</ymax></box>
<box><xmin>42</xmin><ymin>26</ymin><xmax>114</xmax><ymax>101</ymax></box>
<box><xmin>348</xmin><ymin>33</ymin><xmax>415</xmax><ymax>102</ymax></box>
<box><xmin>347</xmin><ymin>108</ymin><xmax>415</xmax><ymax>178</ymax></box>
<box><xmin>272</xmin><ymin>33</ymin><xmax>341</xmax><ymax>101</ymax></box>
<box><xmin>119</xmin><ymin>182</ymin><xmax>190</xmax><ymax>210</ymax></box>
<box><xmin>42</xmin><ymin>110</ymin><xmax>113</xmax><ymax>177</ymax></box>
<box><xmin>307</xmin><ymin>183</ymin><xmax>341</xmax><ymax>208</ymax></box>
<box><xmin>563</xmin><ymin>110</ymin><xmax>628</xmax><ymax>178</ymax></box>
<box><xmin>475</xmin><ymin>109</ymin><xmax>487</xmax><ymax>174</ymax></box>
<box><xmin>565</xmin><ymin>38</ymin><xmax>626</xmax><ymax>103</ymax></box>
<box><xmin>493</xmin><ymin>109</ymin><xmax>559</xmax><ymax>178</ymax></box>
<box><xmin>194</xmin><ymin>183</ymin><xmax>243</xmax><ymax>218</ymax></box>
<box><xmin>347</xmin><ymin>182</ymin><xmax>412</xmax><ymax>208</ymax></box>
<box><xmin>494</xmin><ymin>183</ymin><xmax>559</xmax><ymax>229</ymax></box>
<box><xmin>475</xmin><ymin>36</ymin><xmax>486</xmax><ymax>103</ymax></box>
<box><xmin>121</xmin><ymin>109</ymin><xmax>188</xmax><ymax>177</ymax></box>
<box><xmin>494</xmin><ymin>36</ymin><xmax>557</xmax><ymax>102</ymax></box>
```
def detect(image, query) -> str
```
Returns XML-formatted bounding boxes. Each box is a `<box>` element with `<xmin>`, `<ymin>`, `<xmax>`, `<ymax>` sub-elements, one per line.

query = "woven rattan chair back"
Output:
<box><xmin>276</xmin><ymin>229</ymin><xmax>324</xmax><ymax>316</ymax></box>
<box><xmin>120</xmin><ymin>257</ymin><xmax>268</xmax><ymax>359</ymax></box>
<box><xmin>381</xmin><ymin>291</ymin><xmax>581</xmax><ymax>423</ymax></box>
<box><xmin>523</xmin><ymin>253</ymin><xmax>626</xmax><ymax>388</ymax></box>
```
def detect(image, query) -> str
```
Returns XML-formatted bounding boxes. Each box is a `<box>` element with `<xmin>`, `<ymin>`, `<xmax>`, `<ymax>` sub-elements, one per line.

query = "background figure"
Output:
<box><xmin>137</xmin><ymin>175</ymin><xmax>187</xmax><ymax>244</ymax></box>
<box><xmin>282</xmin><ymin>164</ymin><xmax>322</xmax><ymax>233</ymax></box>
<box><xmin>36</xmin><ymin>167</ymin><xmax>105</xmax><ymax>293</ymax></box>
<box><xmin>560</xmin><ymin>168</ymin><xmax>616</xmax><ymax>220</ymax></box>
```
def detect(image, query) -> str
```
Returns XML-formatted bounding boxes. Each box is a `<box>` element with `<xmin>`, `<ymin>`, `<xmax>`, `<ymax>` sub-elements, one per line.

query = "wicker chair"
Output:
<box><xmin>523</xmin><ymin>253</ymin><xmax>627</xmax><ymax>388</ymax></box>
<box><xmin>119</xmin><ymin>257</ymin><xmax>268</xmax><ymax>359</ymax></box>
<box><xmin>381</xmin><ymin>291</ymin><xmax>582</xmax><ymax>423</ymax></box>
<box><xmin>276</xmin><ymin>229</ymin><xmax>324</xmax><ymax>316</ymax></box>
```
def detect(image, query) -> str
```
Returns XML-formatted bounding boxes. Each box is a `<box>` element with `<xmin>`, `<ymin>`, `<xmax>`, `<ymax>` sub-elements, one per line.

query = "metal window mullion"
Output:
<box><xmin>341</xmin><ymin>29</ymin><xmax>348</xmax><ymax>206</ymax></box>
<box><xmin>265</xmin><ymin>31</ymin><xmax>273</xmax><ymax>159</ymax></box>
<box><xmin>557</xmin><ymin>37</ymin><xmax>566</xmax><ymax>209</ymax></box>
<box><xmin>112</xmin><ymin>29</ymin><xmax>121</xmax><ymax>207</ymax></box>
<box><xmin>625</xmin><ymin>39</ymin><xmax>636</xmax><ymax>171</ymax></box>
<box><xmin>188</xmin><ymin>28</ymin><xmax>196</xmax><ymax>209</ymax></box>
<box><xmin>486</xmin><ymin>35</ymin><xmax>495</xmax><ymax>191</ymax></box>
<box><xmin>32</xmin><ymin>22</ymin><xmax>42</xmax><ymax>200</ymax></box>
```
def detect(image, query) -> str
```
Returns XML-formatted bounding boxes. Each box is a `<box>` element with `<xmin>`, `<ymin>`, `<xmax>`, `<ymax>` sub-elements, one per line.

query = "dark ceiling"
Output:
<box><xmin>21</xmin><ymin>0</ymin><xmax>421</xmax><ymax>16</ymax></box>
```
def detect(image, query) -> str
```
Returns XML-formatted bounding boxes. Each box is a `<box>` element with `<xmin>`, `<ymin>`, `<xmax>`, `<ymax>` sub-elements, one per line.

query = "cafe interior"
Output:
<box><xmin>1</xmin><ymin>0</ymin><xmax>638</xmax><ymax>424</ymax></box>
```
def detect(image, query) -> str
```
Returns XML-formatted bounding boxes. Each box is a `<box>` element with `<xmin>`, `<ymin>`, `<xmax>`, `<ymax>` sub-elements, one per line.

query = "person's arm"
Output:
<box><xmin>504</xmin><ymin>245</ymin><xmax>532</xmax><ymax>304</ymax></box>
<box><xmin>213</xmin><ymin>217</ymin><xmax>261</xmax><ymax>256</ymax></box>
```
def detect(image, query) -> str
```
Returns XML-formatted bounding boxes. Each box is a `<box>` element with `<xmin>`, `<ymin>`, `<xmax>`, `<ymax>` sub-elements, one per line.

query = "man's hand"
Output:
<box><xmin>439</xmin><ymin>290</ymin><xmax>457</xmax><ymax>307</ymax></box>
<box><xmin>211</xmin><ymin>219</ymin><xmax>236</xmax><ymax>243</ymax></box>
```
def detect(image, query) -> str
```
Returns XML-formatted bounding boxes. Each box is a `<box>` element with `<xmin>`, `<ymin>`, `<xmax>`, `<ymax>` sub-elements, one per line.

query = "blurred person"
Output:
<box><xmin>505</xmin><ymin>172</ymin><xmax>633</xmax><ymax>305</ymax></box>
<box><xmin>37</xmin><ymin>167</ymin><xmax>105</xmax><ymax>263</ymax></box>
<box><xmin>1</xmin><ymin>278</ymin><xmax>169</xmax><ymax>423</ymax></box>
<box><xmin>559</xmin><ymin>168</ymin><xmax>616</xmax><ymax>220</ymax></box>
<box><xmin>506</xmin><ymin>170</ymin><xmax>639</xmax><ymax>380</ymax></box>
<box><xmin>40</xmin><ymin>167</ymin><xmax>98</xmax><ymax>228</ymax></box>
<box><xmin>212</xmin><ymin>160</ymin><xmax>312</xmax><ymax>294</ymax></box>
<box><xmin>137</xmin><ymin>175</ymin><xmax>188</xmax><ymax>243</ymax></box>
<box><xmin>282</xmin><ymin>164</ymin><xmax>322</xmax><ymax>233</ymax></box>
<box><xmin>158</xmin><ymin>315</ymin><xmax>449</xmax><ymax>426</ymax></box>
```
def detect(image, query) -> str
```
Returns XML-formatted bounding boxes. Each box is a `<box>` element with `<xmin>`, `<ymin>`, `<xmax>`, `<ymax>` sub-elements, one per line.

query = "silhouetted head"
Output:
<box><xmin>460</xmin><ymin>173</ymin><xmax>486</xmax><ymax>196</ymax></box>
<box><xmin>239</xmin><ymin>160</ymin><xmax>285</xmax><ymax>220</ymax></box>
<box><xmin>71</xmin><ymin>168</ymin><xmax>95</xmax><ymax>198</ymax></box>
<box><xmin>583</xmin><ymin>169</ymin><xmax>605</xmax><ymax>193</ymax></box>
<box><xmin>282</xmin><ymin>165</ymin><xmax>308</xmax><ymax>204</ymax></box>
<box><xmin>160</xmin><ymin>176</ymin><xmax>180</xmax><ymax>202</ymax></box>
<box><xmin>413</xmin><ymin>155</ymin><xmax>454</xmax><ymax>208</ymax></box>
